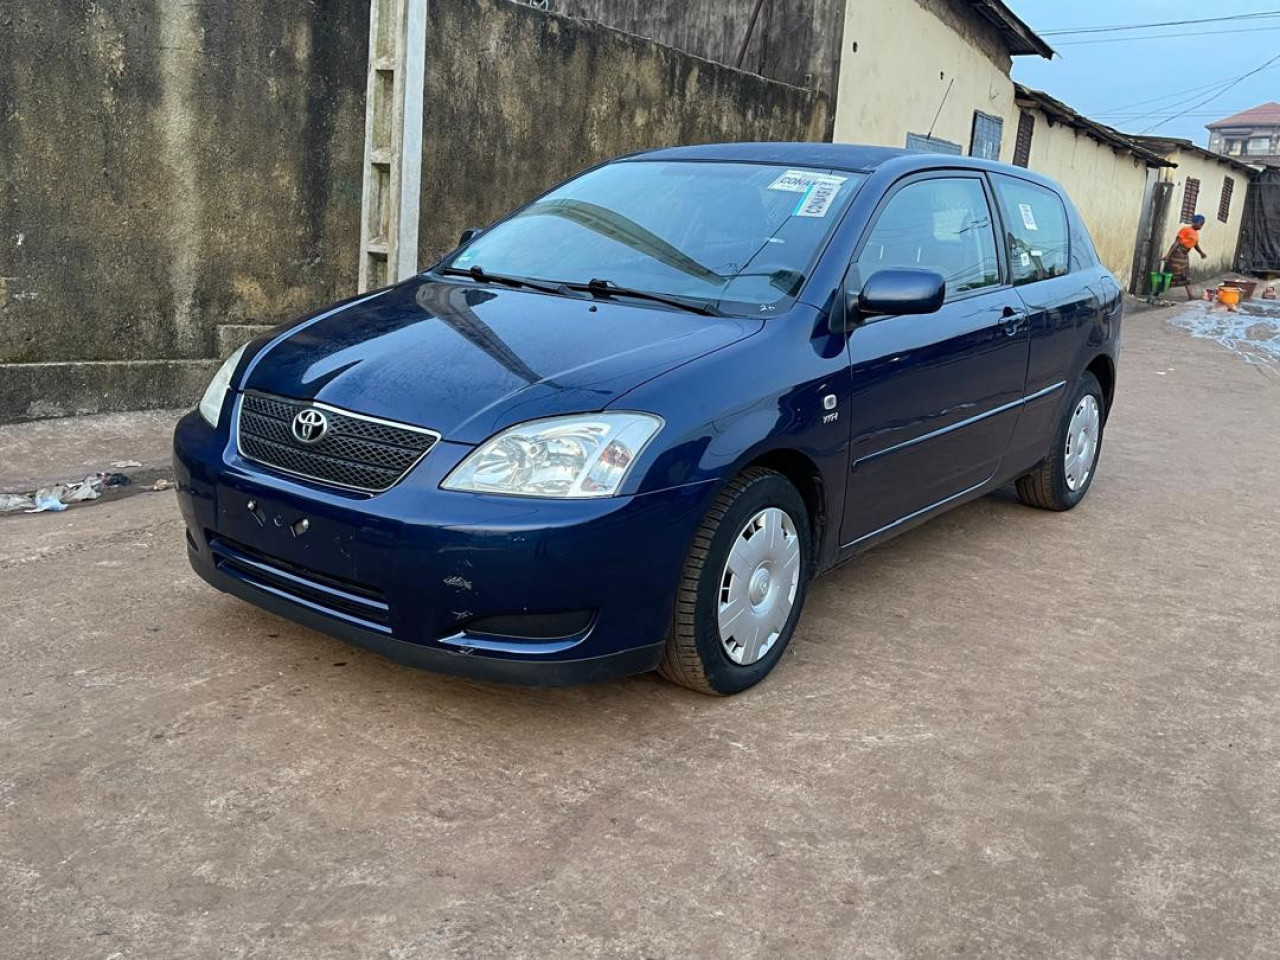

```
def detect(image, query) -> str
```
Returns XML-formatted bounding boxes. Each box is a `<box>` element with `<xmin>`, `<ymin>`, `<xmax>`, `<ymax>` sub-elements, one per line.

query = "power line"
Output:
<box><xmin>1138</xmin><ymin>50</ymin><xmax>1280</xmax><ymax>134</ymax></box>
<box><xmin>1055</xmin><ymin>24</ymin><xmax>1280</xmax><ymax>46</ymax></box>
<box><xmin>1099</xmin><ymin>111</ymin><xmax>1258</xmax><ymax>120</ymax></box>
<box><xmin>1097</xmin><ymin>74</ymin><xmax>1268</xmax><ymax>126</ymax></box>
<box><xmin>1097</xmin><ymin>67</ymin><xmax>1280</xmax><ymax>115</ymax></box>
<box><xmin>1041</xmin><ymin>11</ymin><xmax>1280</xmax><ymax>36</ymax></box>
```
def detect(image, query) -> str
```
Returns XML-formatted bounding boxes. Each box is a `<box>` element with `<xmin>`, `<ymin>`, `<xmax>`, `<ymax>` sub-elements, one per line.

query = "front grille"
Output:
<box><xmin>210</xmin><ymin>535</ymin><xmax>392</xmax><ymax>632</ymax></box>
<box><xmin>237</xmin><ymin>392</ymin><xmax>439</xmax><ymax>492</ymax></box>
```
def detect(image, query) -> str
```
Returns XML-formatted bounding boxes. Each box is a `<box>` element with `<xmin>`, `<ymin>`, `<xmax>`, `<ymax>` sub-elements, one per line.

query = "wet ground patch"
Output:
<box><xmin>1168</xmin><ymin>298</ymin><xmax>1280</xmax><ymax>370</ymax></box>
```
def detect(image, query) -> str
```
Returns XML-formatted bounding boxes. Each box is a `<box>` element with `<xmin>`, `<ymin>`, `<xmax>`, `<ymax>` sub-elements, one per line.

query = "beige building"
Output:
<box><xmin>831</xmin><ymin>0</ymin><xmax>1253</xmax><ymax>292</ymax></box>
<box><xmin>1010</xmin><ymin>87</ymin><xmax>1171</xmax><ymax>290</ymax></box>
<box><xmin>834</xmin><ymin>0</ymin><xmax>1050</xmax><ymax>161</ymax></box>
<box><xmin>1131</xmin><ymin>137</ymin><xmax>1255</xmax><ymax>282</ymax></box>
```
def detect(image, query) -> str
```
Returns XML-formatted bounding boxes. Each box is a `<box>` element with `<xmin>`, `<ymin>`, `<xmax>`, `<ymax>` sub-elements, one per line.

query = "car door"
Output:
<box><xmin>987</xmin><ymin>173</ymin><xmax>1114</xmax><ymax>474</ymax></box>
<box><xmin>838</xmin><ymin>172</ymin><xmax>1031</xmax><ymax>548</ymax></box>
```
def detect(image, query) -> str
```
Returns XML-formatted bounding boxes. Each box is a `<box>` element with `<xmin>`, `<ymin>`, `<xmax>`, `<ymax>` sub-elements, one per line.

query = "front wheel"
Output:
<box><xmin>658</xmin><ymin>468</ymin><xmax>812</xmax><ymax>695</ymax></box>
<box><xmin>1016</xmin><ymin>372</ymin><xmax>1106</xmax><ymax>511</ymax></box>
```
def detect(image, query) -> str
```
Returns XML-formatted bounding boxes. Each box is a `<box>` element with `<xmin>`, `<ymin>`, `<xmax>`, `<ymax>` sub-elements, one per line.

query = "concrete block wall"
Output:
<box><xmin>543</xmin><ymin>0</ymin><xmax>846</xmax><ymax>97</ymax></box>
<box><xmin>0</xmin><ymin>0</ymin><xmax>369</xmax><ymax>421</ymax></box>
<box><xmin>0</xmin><ymin>0</ymin><xmax>829</xmax><ymax>423</ymax></box>
<box><xmin>418</xmin><ymin>0</ymin><xmax>831</xmax><ymax>264</ymax></box>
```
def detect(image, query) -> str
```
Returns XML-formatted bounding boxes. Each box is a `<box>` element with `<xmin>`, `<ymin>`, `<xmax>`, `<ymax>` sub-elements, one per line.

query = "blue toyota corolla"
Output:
<box><xmin>174</xmin><ymin>143</ymin><xmax>1121</xmax><ymax>695</ymax></box>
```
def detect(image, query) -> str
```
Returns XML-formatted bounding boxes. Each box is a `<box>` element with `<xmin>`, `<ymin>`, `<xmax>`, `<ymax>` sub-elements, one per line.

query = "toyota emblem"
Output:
<box><xmin>291</xmin><ymin>408</ymin><xmax>329</xmax><ymax>444</ymax></box>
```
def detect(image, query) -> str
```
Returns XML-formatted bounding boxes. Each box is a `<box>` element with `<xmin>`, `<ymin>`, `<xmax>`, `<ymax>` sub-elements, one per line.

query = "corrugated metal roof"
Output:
<box><xmin>1129</xmin><ymin>135</ymin><xmax>1259</xmax><ymax>176</ymax></box>
<box><xmin>1014</xmin><ymin>85</ymin><xmax>1174</xmax><ymax>167</ymax></box>
<box><xmin>1206</xmin><ymin>102</ymin><xmax>1280</xmax><ymax>130</ymax></box>
<box><xmin>965</xmin><ymin>0</ymin><xmax>1054</xmax><ymax>59</ymax></box>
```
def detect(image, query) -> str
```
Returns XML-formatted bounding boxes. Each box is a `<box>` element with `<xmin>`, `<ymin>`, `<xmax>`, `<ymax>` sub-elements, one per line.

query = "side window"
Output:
<box><xmin>855</xmin><ymin>178</ymin><xmax>1000</xmax><ymax>299</ymax></box>
<box><xmin>991</xmin><ymin>176</ymin><xmax>1070</xmax><ymax>285</ymax></box>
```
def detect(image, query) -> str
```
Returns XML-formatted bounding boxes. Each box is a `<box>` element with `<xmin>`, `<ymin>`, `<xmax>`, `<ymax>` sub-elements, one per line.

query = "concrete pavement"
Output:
<box><xmin>0</xmin><ymin>408</ymin><xmax>183</xmax><ymax>497</ymax></box>
<box><xmin>1</xmin><ymin>306</ymin><xmax>1278</xmax><ymax>959</ymax></box>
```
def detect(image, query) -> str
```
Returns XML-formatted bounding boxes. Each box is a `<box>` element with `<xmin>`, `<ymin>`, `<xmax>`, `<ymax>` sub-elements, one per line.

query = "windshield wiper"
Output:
<box><xmin>440</xmin><ymin>265</ymin><xmax>571</xmax><ymax>297</ymax></box>
<box><xmin>568</xmin><ymin>278</ymin><xmax>720</xmax><ymax>317</ymax></box>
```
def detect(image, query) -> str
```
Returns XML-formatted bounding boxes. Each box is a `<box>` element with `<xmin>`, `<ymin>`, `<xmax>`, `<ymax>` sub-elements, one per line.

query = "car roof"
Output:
<box><xmin>630</xmin><ymin>142</ymin><xmax>911</xmax><ymax>172</ymax></box>
<box><xmin>625</xmin><ymin>141</ymin><xmax>1069</xmax><ymax>194</ymax></box>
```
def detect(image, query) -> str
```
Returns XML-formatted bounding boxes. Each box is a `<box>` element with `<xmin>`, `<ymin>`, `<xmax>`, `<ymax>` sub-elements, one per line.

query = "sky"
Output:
<box><xmin>1007</xmin><ymin>1</ymin><xmax>1280</xmax><ymax>145</ymax></box>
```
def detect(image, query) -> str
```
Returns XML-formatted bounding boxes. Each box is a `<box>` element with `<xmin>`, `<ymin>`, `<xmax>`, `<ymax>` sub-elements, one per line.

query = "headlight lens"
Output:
<box><xmin>442</xmin><ymin>412</ymin><xmax>663</xmax><ymax>498</ymax></box>
<box><xmin>198</xmin><ymin>344</ymin><xmax>248</xmax><ymax>428</ymax></box>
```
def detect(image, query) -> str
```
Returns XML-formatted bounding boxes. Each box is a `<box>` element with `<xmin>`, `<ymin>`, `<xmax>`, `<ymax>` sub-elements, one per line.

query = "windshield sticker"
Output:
<box><xmin>769</xmin><ymin>169</ymin><xmax>847</xmax><ymax>193</ymax></box>
<box><xmin>1019</xmin><ymin>203</ymin><xmax>1039</xmax><ymax>231</ymax></box>
<box><xmin>793</xmin><ymin>179</ymin><xmax>843</xmax><ymax>218</ymax></box>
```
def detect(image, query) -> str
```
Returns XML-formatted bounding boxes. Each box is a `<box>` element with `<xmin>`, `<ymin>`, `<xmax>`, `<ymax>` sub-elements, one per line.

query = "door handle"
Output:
<box><xmin>998</xmin><ymin>308</ymin><xmax>1027</xmax><ymax>336</ymax></box>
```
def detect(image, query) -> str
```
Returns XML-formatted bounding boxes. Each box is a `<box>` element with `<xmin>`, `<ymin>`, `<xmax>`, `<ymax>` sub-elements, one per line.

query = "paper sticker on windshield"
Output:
<box><xmin>1018</xmin><ymin>203</ymin><xmax>1039</xmax><ymax>231</ymax></box>
<box><xmin>793</xmin><ymin>179</ymin><xmax>843</xmax><ymax>218</ymax></box>
<box><xmin>769</xmin><ymin>169</ymin><xmax>847</xmax><ymax>193</ymax></box>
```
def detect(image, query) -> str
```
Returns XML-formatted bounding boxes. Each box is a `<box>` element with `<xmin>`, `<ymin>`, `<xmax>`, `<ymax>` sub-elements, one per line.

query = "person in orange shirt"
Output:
<box><xmin>1164</xmin><ymin>213</ymin><xmax>1207</xmax><ymax>301</ymax></box>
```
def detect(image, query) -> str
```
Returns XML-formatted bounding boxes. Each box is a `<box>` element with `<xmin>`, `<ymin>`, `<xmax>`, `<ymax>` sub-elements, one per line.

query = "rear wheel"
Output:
<box><xmin>1016</xmin><ymin>372</ymin><xmax>1105</xmax><ymax>511</ymax></box>
<box><xmin>659</xmin><ymin>468</ymin><xmax>812</xmax><ymax>695</ymax></box>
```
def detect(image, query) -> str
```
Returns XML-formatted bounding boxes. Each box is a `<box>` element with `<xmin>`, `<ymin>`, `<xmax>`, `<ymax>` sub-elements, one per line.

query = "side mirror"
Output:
<box><xmin>852</xmin><ymin>268</ymin><xmax>946</xmax><ymax>321</ymax></box>
<box><xmin>458</xmin><ymin>226</ymin><xmax>483</xmax><ymax>246</ymax></box>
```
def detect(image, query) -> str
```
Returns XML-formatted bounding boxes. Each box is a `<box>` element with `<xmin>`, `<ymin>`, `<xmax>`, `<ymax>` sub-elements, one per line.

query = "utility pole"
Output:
<box><xmin>358</xmin><ymin>0</ymin><xmax>427</xmax><ymax>292</ymax></box>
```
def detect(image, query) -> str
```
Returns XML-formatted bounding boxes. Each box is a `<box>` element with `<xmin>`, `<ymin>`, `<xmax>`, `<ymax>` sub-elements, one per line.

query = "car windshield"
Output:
<box><xmin>443</xmin><ymin>160</ymin><xmax>864</xmax><ymax>315</ymax></box>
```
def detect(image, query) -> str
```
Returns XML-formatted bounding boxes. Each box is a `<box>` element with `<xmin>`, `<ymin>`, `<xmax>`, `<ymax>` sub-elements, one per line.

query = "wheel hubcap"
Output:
<box><xmin>717</xmin><ymin>507</ymin><xmax>801</xmax><ymax>666</ymax></box>
<box><xmin>1064</xmin><ymin>395</ymin><xmax>1100</xmax><ymax>492</ymax></box>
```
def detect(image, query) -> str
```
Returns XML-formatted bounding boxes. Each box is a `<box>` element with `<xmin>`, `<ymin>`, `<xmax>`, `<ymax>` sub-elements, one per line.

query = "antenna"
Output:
<box><xmin>927</xmin><ymin>78</ymin><xmax>956</xmax><ymax>139</ymax></box>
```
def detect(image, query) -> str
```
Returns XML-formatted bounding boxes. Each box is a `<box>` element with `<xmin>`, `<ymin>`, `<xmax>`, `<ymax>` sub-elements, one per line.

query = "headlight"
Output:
<box><xmin>442</xmin><ymin>412</ymin><xmax>663</xmax><ymax>498</ymax></box>
<box><xmin>198</xmin><ymin>344</ymin><xmax>248</xmax><ymax>428</ymax></box>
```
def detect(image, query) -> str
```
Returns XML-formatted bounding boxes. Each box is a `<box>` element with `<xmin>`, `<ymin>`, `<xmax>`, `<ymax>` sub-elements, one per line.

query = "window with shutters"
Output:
<box><xmin>1012</xmin><ymin>111</ymin><xmax>1035</xmax><ymax>167</ymax></box>
<box><xmin>1218</xmin><ymin>177</ymin><xmax>1235</xmax><ymax>223</ymax></box>
<box><xmin>1180</xmin><ymin>178</ymin><xmax>1201</xmax><ymax>223</ymax></box>
<box><xmin>970</xmin><ymin>111</ymin><xmax>1004</xmax><ymax>161</ymax></box>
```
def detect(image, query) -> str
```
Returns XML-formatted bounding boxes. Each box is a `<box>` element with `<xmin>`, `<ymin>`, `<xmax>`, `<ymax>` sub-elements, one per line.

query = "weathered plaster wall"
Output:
<box><xmin>0</xmin><ymin>0</ymin><xmax>368</xmax><ymax>368</ymax></box>
<box><xmin>417</xmin><ymin>0</ymin><xmax>831</xmax><ymax>264</ymax></box>
<box><xmin>543</xmin><ymin>0</ymin><xmax>846</xmax><ymax>96</ymax></box>
<box><xmin>1154</xmin><ymin>150</ymin><xmax>1249</xmax><ymax>281</ymax></box>
<box><xmin>833</xmin><ymin>0</ymin><xmax>1014</xmax><ymax>158</ymax></box>
<box><xmin>1</xmin><ymin>0</ymin><xmax>829</xmax><ymax>422</ymax></box>
<box><xmin>1020</xmin><ymin>114</ymin><xmax>1153</xmax><ymax>290</ymax></box>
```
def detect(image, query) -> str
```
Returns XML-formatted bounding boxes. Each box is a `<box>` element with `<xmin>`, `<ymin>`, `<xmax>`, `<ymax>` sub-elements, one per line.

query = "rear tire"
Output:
<box><xmin>659</xmin><ymin>468</ymin><xmax>812</xmax><ymax>696</ymax></box>
<box><xmin>1016</xmin><ymin>372</ymin><xmax>1106</xmax><ymax>511</ymax></box>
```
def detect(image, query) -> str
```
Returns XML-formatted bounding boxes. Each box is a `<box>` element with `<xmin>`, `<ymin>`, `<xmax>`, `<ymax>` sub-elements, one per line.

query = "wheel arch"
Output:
<box><xmin>742</xmin><ymin>448</ymin><xmax>829</xmax><ymax>564</ymax></box>
<box><xmin>1085</xmin><ymin>353</ymin><xmax>1116</xmax><ymax>421</ymax></box>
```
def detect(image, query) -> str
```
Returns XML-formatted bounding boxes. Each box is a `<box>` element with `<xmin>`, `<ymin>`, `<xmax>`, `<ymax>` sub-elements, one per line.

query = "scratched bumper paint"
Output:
<box><xmin>172</xmin><ymin>410</ymin><xmax>715</xmax><ymax>671</ymax></box>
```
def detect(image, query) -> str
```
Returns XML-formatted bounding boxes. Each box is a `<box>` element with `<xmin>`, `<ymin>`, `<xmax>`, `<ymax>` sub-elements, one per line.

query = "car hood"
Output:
<box><xmin>241</xmin><ymin>278</ymin><xmax>763</xmax><ymax>443</ymax></box>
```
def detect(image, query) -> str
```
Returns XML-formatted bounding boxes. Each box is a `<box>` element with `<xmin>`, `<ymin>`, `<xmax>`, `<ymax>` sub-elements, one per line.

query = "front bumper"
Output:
<box><xmin>173</xmin><ymin>408</ymin><xmax>715</xmax><ymax>685</ymax></box>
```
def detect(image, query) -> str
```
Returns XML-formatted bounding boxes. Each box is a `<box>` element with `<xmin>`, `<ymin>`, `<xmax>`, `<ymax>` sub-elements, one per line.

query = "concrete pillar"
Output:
<box><xmin>358</xmin><ymin>0</ymin><xmax>427</xmax><ymax>291</ymax></box>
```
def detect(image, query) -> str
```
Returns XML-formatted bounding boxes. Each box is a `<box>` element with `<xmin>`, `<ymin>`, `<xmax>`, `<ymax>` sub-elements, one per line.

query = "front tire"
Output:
<box><xmin>1016</xmin><ymin>372</ymin><xmax>1106</xmax><ymax>511</ymax></box>
<box><xmin>659</xmin><ymin>468</ymin><xmax>813</xmax><ymax>695</ymax></box>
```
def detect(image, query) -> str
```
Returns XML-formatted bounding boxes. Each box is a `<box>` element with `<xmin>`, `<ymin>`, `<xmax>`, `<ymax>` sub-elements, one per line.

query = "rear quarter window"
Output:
<box><xmin>1070</xmin><ymin>219</ymin><xmax>1101</xmax><ymax>272</ymax></box>
<box><xmin>991</xmin><ymin>176</ymin><xmax>1070</xmax><ymax>285</ymax></box>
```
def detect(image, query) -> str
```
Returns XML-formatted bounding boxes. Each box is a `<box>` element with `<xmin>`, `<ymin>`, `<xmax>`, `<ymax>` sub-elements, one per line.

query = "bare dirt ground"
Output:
<box><xmin>2</xmin><ymin>308</ymin><xmax>1278</xmax><ymax>959</ymax></box>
